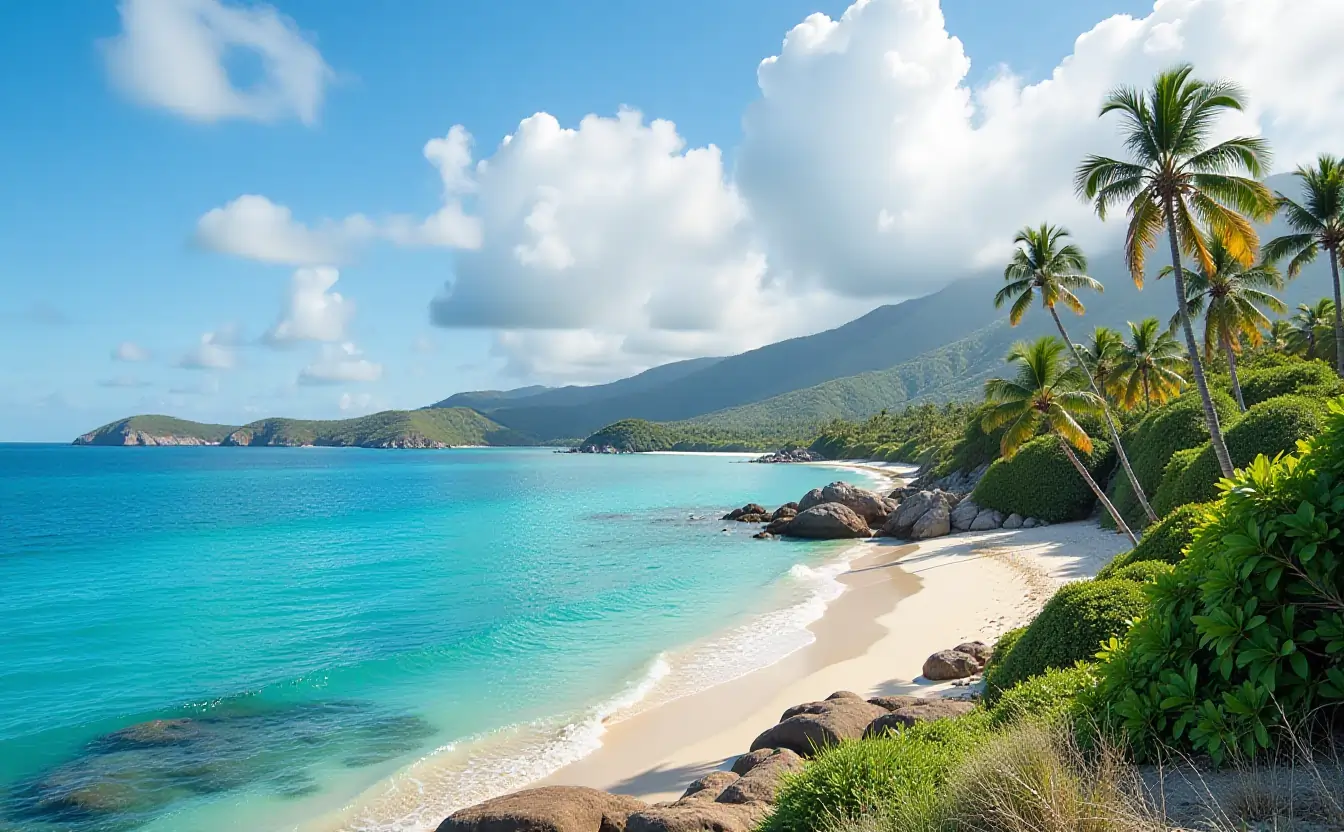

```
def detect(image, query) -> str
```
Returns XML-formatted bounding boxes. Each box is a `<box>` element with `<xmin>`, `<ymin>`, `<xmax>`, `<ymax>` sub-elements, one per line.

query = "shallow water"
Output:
<box><xmin>0</xmin><ymin>445</ymin><xmax>872</xmax><ymax>831</ymax></box>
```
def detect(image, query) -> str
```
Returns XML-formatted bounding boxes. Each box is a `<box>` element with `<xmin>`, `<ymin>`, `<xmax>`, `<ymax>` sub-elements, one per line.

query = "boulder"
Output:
<box><xmin>1002</xmin><ymin>513</ymin><xmax>1024</xmax><ymax>530</ymax></box>
<box><xmin>717</xmin><ymin>749</ymin><xmax>804</xmax><ymax>804</ymax></box>
<box><xmin>797</xmin><ymin>482</ymin><xmax>897</xmax><ymax>525</ymax></box>
<box><xmin>626</xmin><ymin>802</ymin><xmax>769</xmax><ymax>832</ymax></box>
<box><xmin>863</xmin><ymin>699</ymin><xmax>977</xmax><ymax>737</ymax></box>
<box><xmin>722</xmin><ymin>504</ymin><xmax>767</xmax><ymax>521</ymax></box>
<box><xmin>922</xmin><ymin>649</ymin><xmax>981</xmax><ymax>681</ymax></box>
<box><xmin>438</xmin><ymin>787</ymin><xmax>648</xmax><ymax>832</ymax></box>
<box><xmin>751</xmin><ymin>532</ymin><xmax>775</xmax><ymax>541</ymax></box>
<box><xmin>735</xmin><ymin>513</ymin><xmax>770</xmax><ymax>523</ymax></box>
<box><xmin>880</xmin><ymin>490</ymin><xmax>948</xmax><ymax>538</ymax></box>
<box><xmin>783</xmin><ymin>504</ymin><xmax>871</xmax><ymax>540</ymax></box>
<box><xmin>949</xmin><ymin>499</ymin><xmax>980</xmax><ymax>532</ymax></box>
<box><xmin>102</xmin><ymin>718</ymin><xmax>200</xmax><ymax>748</ymax></box>
<box><xmin>770</xmin><ymin>503</ymin><xmax>799</xmax><ymax>521</ymax></box>
<box><xmin>679</xmin><ymin>772</ymin><xmax>739</xmax><ymax>802</ymax></box>
<box><xmin>1021</xmin><ymin>517</ymin><xmax>1039</xmax><ymax>529</ymax></box>
<box><xmin>868</xmin><ymin>695</ymin><xmax>923</xmax><ymax>712</ymax></box>
<box><xmin>729</xmin><ymin>749</ymin><xmax>775</xmax><ymax>777</ymax></box>
<box><xmin>750</xmin><ymin>699</ymin><xmax>888</xmax><ymax>757</ymax></box>
<box><xmin>953</xmin><ymin>641</ymin><xmax>992</xmax><ymax>667</ymax></box>
<box><xmin>825</xmin><ymin>690</ymin><xmax>863</xmax><ymax>701</ymax></box>
<box><xmin>911</xmin><ymin>502</ymin><xmax>951</xmax><ymax>540</ymax></box>
<box><xmin>763</xmin><ymin>517</ymin><xmax>792</xmax><ymax>536</ymax></box>
<box><xmin>969</xmin><ymin>508</ymin><xmax>1005</xmax><ymax>531</ymax></box>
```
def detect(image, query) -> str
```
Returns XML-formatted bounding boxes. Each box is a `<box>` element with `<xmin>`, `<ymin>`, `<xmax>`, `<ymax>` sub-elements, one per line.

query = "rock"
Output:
<box><xmin>868</xmin><ymin>695</ymin><xmax>922</xmax><ymax>712</ymax></box>
<box><xmin>752</xmin><ymin>449</ymin><xmax>822</xmax><ymax>464</ymax></box>
<box><xmin>729</xmin><ymin>749</ymin><xmax>776</xmax><ymax>777</ymax></box>
<box><xmin>911</xmin><ymin>502</ymin><xmax>951</xmax><ymax>540</ymax></box>
<box><xmin>722</xmin><ymin>504</ymin><xmax>767</xmax><ymax>521</ymax></box>
<box><xmin>949</xmin><ymin>499</ymin><xmax>980</xmax><ymax>532</ymax></box>
<box><xmin>1021</xmin><ymin>517</ymin><xmax>1039</xmax><ymax>529</ymax></box>
<box><xmin>763</xmin><ymin>517</ymin><xmax>792</xmax><ymax>536</ymax></box>
<box><xmin>797</xmin><ymin>482</ymin><xmax>897</xmax><ymax>525</ymax></box>
<box><xmin>438</xmin><ymin>787</ymin><xmax>648</xmax><ymax>832</ymax></box>
<box><xmin>969</xmin><ymin>508</ymin><xmax>1004</xmax><ymax>531</ymax></box>
<box><xmin>779</xmin><ymin>701</ymin><xmax>830</xmax><ymax>721</ymax></box>
<box><xmin>102</xmin><ymin>718</ymin><xmax>200</xmax><ymax>748</ymax></box>
<box><xmin>953</xmin><ymin>641</ymin><xmax>992</xmax><ymax>667</ymax></box>
<box><xmin>750</xmin><ymin>699</ymin><xmax>888</xmax><ymax>757</ymax></box>
<box><xmin>1002</xmin><ymin>513</ymin><xmax>1024</xmax><ymax>530</ymax></box>
<box><xmin>922</xmin><ymin>650</ymin><xmax>981</xmax><ymax>681</ymax></box>
<box><xmin>825</xmin><ymin>690</ymin><xmax>863</xmax><ymax>701</ymax></box>
<box><xmin>880</xmin><ymin>490</ymin><xmax>948</xmax><ymax>538</ymax></box>
<box><xmin>783</xmin><ymin>504</ymin><xmax>871</xmax><ymax>540</ymax></box>
<box><xmin>863</xmin><ymin>699</ymin><xmax>978</xmax><ymax>737</ymax></box>
<box><xmin>751</xmin><ymin>532</ymin><xmax>775</xmax><ymax>541</ymax></box>
<box><xmin>769</xmin><ymin>503</ymin><xmax>799</xmax><ymax>521</ymax></box>
<box><xmin>716</xmin><ymin>749</ymin><xmax>804</xmax><ymax>804</ymax></box>
<box><xmin>735</xmin><ymin>513</ymin><xmax>770</xmax><ymax>523</ymax></box>
<box><xmin>626</xmin><ymin>803</ymin><xmax>769</xmax><ymax>832</ymax></box>
<box><xmin>679</xmin><ymin>772</ymin><xmax>740</xmax><ymax>802</ymax></box>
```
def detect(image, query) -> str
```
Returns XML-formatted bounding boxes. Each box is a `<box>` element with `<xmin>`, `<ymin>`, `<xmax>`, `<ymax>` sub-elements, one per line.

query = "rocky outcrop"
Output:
<box><xmin>102</xmin><ymin>718</ymin><xmax>200</xmax><ymax>748</ymax></box>
<box><xmin>969</xmin><ymin>508</ymin><xmax>1006</xmax><ymax>531</ymax></box>
<box><xmin>749</xmin><ymin>696</ymin><xmax>887</xmax><ymax>757</ymax></box>
<box><xmin>954</xmin><ymin>641</ymin><xmax>992</xmax><ymax>665</ymax></box>
<box><xmin>911</xmin><ymin>502</ymin><xmax>951</xmax><ymax>540</ymax></box>
<box><xmin>949</xmin><ymin>499</ymin><xmax>981</xmax><ymax>531</ymax></box>
<box><xmin>752</xmin><ymin>449</ymin><xmax>824</xmax><ymax>464</ymax></box>
<box><xmin>367</xmin><ymin>433</ymin><xmax>450</xmax><ymax>449</ymax></box>
<box><xmin>797</xmin><ymin>482</ymin><xmax>897</xmax><ymax>526</ymax></box>
<box><xmin>722</xmin><ymin>504</ymin><xmax>768</xmax><ymax>521</ymax></box>
<box><xmin>783</xmin><ymin>504</ymin><xmax>872</xmax><ymax>540</ymax></box>
<box><xmin>679</xmin><ymin>772</ymin><xmax>740</xmax><ymax>802</ymax></box>
<box><xmin>908</xmin><ymin>463</ymin><xmax>990</xmax><ymax>495</ymax></box>
<box><xmin>863</xmin><ymin>699</ymin><xmax>977</xmax><ymax>737</ymax></box>
<box><xmin>769</xmin><ymin>503</ymin><xmax>799</xmax><ymax>521</ymax></box>
<box><xmin>717</xmin><ymin>749</ymin><xmax>804</xmax><ymax>804</ymax></box>
<box><xmin>922</xmin><ymin>649</ymin><xmax>981</xmax><ymax>681</ymax></box>
<box><xmin>880</xmin><ymin>490</ymin><xmax>951</xmax><ymax>539</ymax></box>
<box><xmin>74</xmin><ymin>428</ymin><xmax>219</xmax><ymax>446</ymax></box>
<box><xmin>626</xmin><ymin>802</ymin><xmax>769</xmax><ymax>832</ymax></box>
<box><xmin>437</xmin><ymin>787</ymin><xmax>647</xmax><ymax>832</ymax></box>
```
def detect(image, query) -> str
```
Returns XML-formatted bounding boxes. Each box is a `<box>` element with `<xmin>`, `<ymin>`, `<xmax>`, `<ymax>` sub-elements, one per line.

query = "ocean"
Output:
<box><xmin>0</xmin><ymin>445</ymin><xmax>878</xmax><ymax>831</ymax></box>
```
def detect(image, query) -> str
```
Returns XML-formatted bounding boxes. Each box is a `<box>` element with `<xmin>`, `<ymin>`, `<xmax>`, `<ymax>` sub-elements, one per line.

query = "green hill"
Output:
<box><xmin>74</xmin><ymin>415</ymin><xmax>239</xmax><ymax>446</ymax></box>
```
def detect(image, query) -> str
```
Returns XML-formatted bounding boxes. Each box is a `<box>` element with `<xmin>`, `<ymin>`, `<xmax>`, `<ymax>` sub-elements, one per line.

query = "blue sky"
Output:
<box><xmin>1</xmin><ymin>0</ymin><xmax>1334</xmax><ymax>441</ymax></box>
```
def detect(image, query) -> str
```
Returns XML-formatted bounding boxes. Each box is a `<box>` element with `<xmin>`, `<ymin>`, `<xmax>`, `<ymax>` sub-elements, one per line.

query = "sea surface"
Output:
<box><xmin>0</xmin><ymin>445</ymin><xmax>877</xmax><ymax>832</ymax></box>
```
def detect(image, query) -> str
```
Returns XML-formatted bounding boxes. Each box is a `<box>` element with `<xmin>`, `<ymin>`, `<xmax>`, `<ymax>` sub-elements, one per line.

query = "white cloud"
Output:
<box><xmin>298</xmin><ymin>342</ymin><xmax>382</xmax><ymax>385</ymax></box>
<box><xmin>265</xmin><ymin>266</ymin><xmax>353</xmax><ymax>344</ymax></box>
<box><xmin>113</xmin><ymin>341</ymin><xmax>150</xmax><ymax>362</ymax></box>
<box><xmin>195</xmin><ymin>195</ymin><xmax>373</xmax><ymax>266</ymax></box>
<box><xmin>102</xmin><ymin>0</ymin><xmax>332</xmax><ymax>125</ymax></box>
<box><xmin>179</xmin><ymin>326</ymin><xmax>237</xmax><ymax>370</ymax></box>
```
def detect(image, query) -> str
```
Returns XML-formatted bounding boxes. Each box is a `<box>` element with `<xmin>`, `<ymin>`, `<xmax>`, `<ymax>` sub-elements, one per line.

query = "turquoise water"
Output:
<box><xmin>0</xmin><ymin>445</ymin><xmax>871</xmax><ymax>831</ymax></box>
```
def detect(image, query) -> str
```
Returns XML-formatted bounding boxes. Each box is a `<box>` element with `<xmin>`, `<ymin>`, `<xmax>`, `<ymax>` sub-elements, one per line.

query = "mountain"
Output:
<box><xmin>75</xmin><ymin>409</ymin><xmax>531</xmax><ymax>448</ymax></box>
<box><xmin>430</xmin><ymin>356</ymin><xmax>725</xmax><ymax>412</ymax></box>
<box><xmin>432</xmin><ymin>385</ymin><xmax>554</xmax><ymax>411</ymax></box>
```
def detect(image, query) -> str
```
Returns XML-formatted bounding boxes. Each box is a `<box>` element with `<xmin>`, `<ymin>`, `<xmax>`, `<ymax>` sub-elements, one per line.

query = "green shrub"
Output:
<box><xmin>984</xmin><ymin>579</ymin><xmax>1147</xmax><ymax>702</ymax></box>
<box><xmin>986</xmin><ymin>663</ymin><xmax>1099</xmax><ymax>729</ymax></box>
<box><xmin>1105</xmin><ymin>560</ymin><xmax>1174</xmax><ymax>584</ymax></box>
<box><xmin>1105</xmin><ymin>391</ymin><xmax>1240</xmax><ymax>529</ymax></box>
<box><xmin>1097</xmin><ymin>502</ymin><xmax>1213</xmax><ymax>579</ymax></box>
<box><xmin>1149</xmin><ymin>447</ymin><xmax>1202</xmax><ymax>518</ymax></box>
<box><xmin>763</xmin><ymin>712</ymin><xmax>992</xmax><ymax>832</ymax></box>
<box><xmin>1238</xmin><ymin>360</ymin><xmax>1342</xmax><ymax>407</ymax></box>
<box><xmin>971</xmin><ymin>434</ymin><xmax>1112</xmax><ymax>524</ymax></box>
<box><xmin>1152</xmin><ymin>395</ymin><xmax>1330</xmax><ymax>516</ymax></box>
<box><xmin>1097</xmin><ymin>400</ymin><xmax>1344</xmax><ymax>764</ymax></box>
<box><xmin>983</xmin><ymin>627</ymin><xmax>1026</xmax><ymax>682</ymax></box>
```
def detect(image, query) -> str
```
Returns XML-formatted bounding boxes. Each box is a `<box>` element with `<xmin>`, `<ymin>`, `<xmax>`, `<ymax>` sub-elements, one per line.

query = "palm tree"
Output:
<box><xmin>1116</xmin><ymin>318</ymin><xmax>1186</xmax><ymax>411</ymax></box>
<box><xmin>1267</xmin><ymin>319</ymin><xmax>1292</xmax><ymax>354</ymax></box>
<box><xmin>1287</xmin><ymin>299</ymin><xmax>1336</xmax><ymax>360</ymax></box>
<box><xmin>1076</xmin><ymin>64</ymin><xmax>1275</xmax><ymax>479</ymax></box>
<box><xmin>1263</xmin><ymin>155</ymin><xmax>1344</xmax><ymax>377</ymax></box>
<box><xmin>982</xmin><ymin>337</ymin><xmax>1138</xmax><ymax>545</ymax></box>
<box><xmin>995</xmin><ymin>223</ymin><xmax>1157</xmax><ymax>523</ymax></box>
<box><xmin>1078</xmin><ymin>326</ymin><xmax>1127</xmax><ymax>404</ymax></box>
<box><xmin>1161</xmin><ymin>235</ymin><xmax>1286</xmax><ymax>411</ymax></box>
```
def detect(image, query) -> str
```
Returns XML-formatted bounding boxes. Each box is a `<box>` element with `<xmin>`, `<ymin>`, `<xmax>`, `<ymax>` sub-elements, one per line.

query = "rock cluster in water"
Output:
<box><xmin>749</xmin><ymin>448</ymin><xmax>824</xmax><ymax>464</ymax></box>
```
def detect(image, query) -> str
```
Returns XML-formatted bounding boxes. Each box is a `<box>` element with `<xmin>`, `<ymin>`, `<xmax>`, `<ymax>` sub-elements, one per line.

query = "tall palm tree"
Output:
<box><xmin>1287</xmin><ymin>299</ymin><xmax>1336</xmax><ymax>360</ymax></box>
<box><xmin>1161</xmin><ymin>235</ymin><xmax>1286</xmax><ymax>411</ymax></box>
<box><xmin>982</xmin><ymin>337</ymin><xmax>1137</xmax><ymax>545</ymax></box>
<box><xmin>1079</xmin><ymin>326</ymin><xmax>1127</xmax><ymax>404</ymax></box>
<box><xmin>1076</xmin><ymin>64</ymin><xmax>1275</xmax><ymax>479</ymax></box>
<box><xmin>1263</xmin><ymin>155</ymin><xmax>1344</xmax><ymax>377</ymax></box>
<box><xmin>995</xmin><ymin>223</ymin><xmax>1157</xmax><ymax>523</ymax></box>
<box><xmin>1116</xmin><ymin>318</ymin><xmax>1186</xmax><ymax>411</ymax></box>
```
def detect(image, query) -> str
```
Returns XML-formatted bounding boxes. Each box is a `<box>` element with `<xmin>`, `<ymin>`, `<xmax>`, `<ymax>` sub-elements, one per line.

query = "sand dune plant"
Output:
<box><xmin>997</xmin><ymin>225</ymin><xmax>1157</xmax><ymax>523</ymax></box>
<box><xmin>1114</xmin><ymin>319</ymin><xmax>1185</xmax><ymax>412</ymax></box>
<box><xmin>1077</xmin><ymin>64</ymin><xmax>1276</xmax><ymax>479</ymax></box>
<box><xmin>981</xmin><ymin>337</ymin><xmax>1137</xmax><ymax>543</ymax></box>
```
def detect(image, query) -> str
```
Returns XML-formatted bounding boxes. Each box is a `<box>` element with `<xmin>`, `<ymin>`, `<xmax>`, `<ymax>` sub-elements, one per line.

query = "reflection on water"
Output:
<box><xmin>3</xmin><ymin>699</ymin><xmax>433</xmax><ymax>831</ymax></box>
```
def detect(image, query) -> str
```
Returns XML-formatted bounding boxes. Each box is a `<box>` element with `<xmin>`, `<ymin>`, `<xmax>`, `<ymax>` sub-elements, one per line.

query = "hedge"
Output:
<box><xmin>971</xmin><ymin>434</ymin><xmax>1112</xmax><ymax>524</ymax></box>
<box><xmin>1105</xmin><ymin>560</ymin><xmax>1174</xmax><ymax>584</ymax></box>
<box><xmin>1096</xmin><ymin>502</ymin><xmax>1213</xmax><ymax>579</ymax></box>
<box><xmin>1238</xmin><ymin>359</ymin><xmax>1342</xmax><ymax>407</ymax></box>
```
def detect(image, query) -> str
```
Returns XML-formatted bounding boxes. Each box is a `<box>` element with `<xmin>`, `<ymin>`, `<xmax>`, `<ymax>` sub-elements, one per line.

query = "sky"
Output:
<box><xmin>1</xmin><ymin>0</ymin><xmax>1341</xmax><ymax>441</ymax></box>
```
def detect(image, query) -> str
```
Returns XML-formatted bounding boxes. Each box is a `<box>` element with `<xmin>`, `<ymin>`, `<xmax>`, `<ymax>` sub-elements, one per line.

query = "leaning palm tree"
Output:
<box><xmin>1162</xmin><ymin>235</ymin><xmax>1286</xmax><ymax>411</ymax></box>
<box><xmin>982</xmin><ymin>337</ymin><xmax>1137</xmax><ymax>545</ymax></box>
<box><xmin>995</xmin><ymin>223</ymin><xmax>1157</xmax><ymax>523</ymax></box>
<box><xmin>1116</xmin><ymin>318</ymin><xmax>1187</xmax><ymax>411</ymax></box>
<box><xmin>1078</xmin><ymin>326</ymin><xmax>1127</xmax><ymax>404</ymax></box>
<box><xmin>1263</xmin><ymin>155</ymin><xmax>1344</xmax><ymax>377</ymax></box>
<box><xmin>1287</xmin><ymin>298</ymin><xmax>1336</xmax><ymax>360</ymax></box>
<box><xmin>1076</xmin><ymin>64</ymin><xmax>1275</xmax><ymax>479</ymax></box>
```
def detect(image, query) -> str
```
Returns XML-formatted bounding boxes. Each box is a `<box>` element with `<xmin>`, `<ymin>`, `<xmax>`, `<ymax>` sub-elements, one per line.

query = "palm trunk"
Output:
<box><xmin>1330</xmin><ymin>247</ymin><xmax>1344</xmax><ymax>378</ymax></box>
<box><xmin>1223</xmin><ymin>332</ymin><xmax>1246</xmax><ymax>412</ymax></box>
<box><xmin>1164</xmin><ymin>196</ymin><xmax>1234</xmax><ymax>478</ymax></box>
<box><xmin>1058</xmin><ymin>435</ymin><xmax>1137</xmax><ymax>546</ymax></box>
<box><xmin>1050</xmin><ymin>307</ymin><xmax>1157</xmax><ymax>524</ymax></box>
<box><xmin>1143</xmin><ymin>373</ymin><xmax>1151</xmax><ymax>411</ymax></box>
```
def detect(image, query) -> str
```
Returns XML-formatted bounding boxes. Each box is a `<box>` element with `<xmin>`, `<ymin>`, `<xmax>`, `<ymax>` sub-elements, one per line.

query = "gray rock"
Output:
<box><xmin>1022</xmin><ymin>517</ymin><xmax>1039</xmax><ymax>529</ymax></box>
<box><xmin>722</xmin><ymin>504</ymin><xmax>767</xmax><ymax>521</ymax></box>
<box><xmin>825</xmin><ymin>690</ymin><xmax>864</xmax><ymax>701</ymax></box>
<box><xmin>880</xmin><ymin>490</ymin><xmax>948</xmax><ymax>538</ymax></box>
<box><xmin>922</xmin><ymin>649</ymin><xmax>981</xmax><ymax>681</ymax></box>
<box><xmin>783</xmin><ymin>503</ymin><xmax>871</xmax><ymax>540</ymax></box>
<box><xmin>797</xmin><ymin>482</ymin><xmax>897</xmax><ymax>525</ymax></box>
<box><xmin>911</xmin><ymin>502</ymin><xmax>951</xmax><ymax>539</ymax></box>
<box><xmin>729</xmin><ymin>749</ymin><xmax>775</xmax><ymax>777</ymax></box>
<box><xmin>1002</xmin><ymin>513</ymin><xmax>1024</xmax><ymax>530</ymax></box>
<box><xmin>863</xmin><ymin>699</ymin><xmax>977</xmax><ymax>737</ymax></box>
<box><xmin>969</xmin><ymin>508</ymin><xmax>1004</xmax><ymax>531</ymax></box>
<box><xmin>438</xmin><ymin>787</ymin><xmax>648</xmax><ymax>832</ymax></box>
<box><xmin>868</xmin><ymin>695</ymin><xmax>923</xmax><ymax>712</ymax></box>
<box><xmin>626</xmin><ymin>803</ymin><xmax>769</xmax><ymax>832</ymax></box>
<box><xmin>750</xmin><ymin>699</ymin><xmax>888</xmax><ymax>757</ymax></box>
<box><xmin>949</xmin><ymin>499</ymin><xmax>980</xmax><ymax>531</ymax></box>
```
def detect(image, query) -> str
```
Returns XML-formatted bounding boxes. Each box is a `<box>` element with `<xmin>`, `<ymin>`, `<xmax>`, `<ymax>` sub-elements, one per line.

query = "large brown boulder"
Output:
<box><xmin>922</xmin><ymin>650</ymin><xmax>980</xmax><ymax>681</ymax></box>
<box><xmin>783</xmin><ymin>504</ymin><xmax>871</xmax><ymax>540</ymax></box>
<box><xmin>679</xmin><ymin>772</ymin><xmax>739</xmax><ymax>802</ymax></box>
<box><xmin>770</xmin><ymin>503</ymin><xmax>799</xmax><ymax>521</ymax></box>
<box><xmin>717</xmin><ymin>749</ymin><xmax>804</xmax><ymax>804</ymax></box>
<box><xmin>798</xmin><ymin>482</ymin><xmax>897</xmax><ymax>525</ymax></box>
<box><xmin>863</xmin><ymin>699</ymin><xmax>977</xmax><ymax>737</ymax></box>
<box><xmin>954</xmin><ymin>641</ymin><xmax>991</xmax><ymax>667</ymax></box>
<box><xmin>750</xmin><ymin>699</ymin><xmax>887</xmax><ymax>757</ymax></box>
<box><xmin>722</xmin><ymin>504</ymin><xmax>767</xmax><ymax>521</ymax></box>
<box><xmin>867</xmin><ymin>695</ymin><xmax>922</xmax><ymax>712</ymax></box>
<box><xmin>438</xmin><ymin>787</ymin><xmax>648</xmax><ymax>832</ymax></box>
<box><xmin>626</xmin><ymin>802</ymin><xmax>769</xmax><ymax>832</ymax></box>
<box><xmin>763</xmin><ymin>516</ymin><xmax>793</xmax><ymax>536</ymax></box>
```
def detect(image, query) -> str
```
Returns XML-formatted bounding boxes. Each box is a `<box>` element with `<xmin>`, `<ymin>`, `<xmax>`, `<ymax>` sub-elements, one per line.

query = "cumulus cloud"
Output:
<box><xmin>179</xmin><ymin>326</ymin><xmax>238</xmax><ymax>370</ymax></box>
<box><xmin>113</xmin><ymin>341</ymin><xmax>150</xmax><ymax>362</ymax></box>
<box><xmin>265</xmin><ymin>266</ymin><xmax>353</xmax><ymax>344</ymax></box>
<box><xmin>195</xmin><ymin>195</ymin><xmax>373</xmax><ymax>265</ymax></box>
<box><xmin>298</xmin><ymin>342</ymin><xmax>382</xmax><ymax>384</ymax></box>
<box><xmin>102</xmin><ymin>0</ymin><xmax>333</xmax><ymax>124</ymax></box>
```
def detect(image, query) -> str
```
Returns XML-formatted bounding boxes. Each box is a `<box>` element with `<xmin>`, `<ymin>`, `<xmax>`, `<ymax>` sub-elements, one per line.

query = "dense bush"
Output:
<box><xmin>1105</xmin><ymin>391</ymin><xmax>1240</xmax><ymax>529</ymax></box>
<box><xmin>762</xmin><ymin>712</ymin><xmax>992</xmax><ymax>832</ymax></box>
<box><xmin>1106</xmin><ymin>560</ymin><xmax>1175</xmax><ymax>584</ymax></box>
<box><xmin>1097</xmin><ymin>502</ymin><xmax>1213</xmax><ymax>579</ymax></box>
<box><xmin>810</xmin><ymin>403</ymin><xmax>975</xmax><ymax>466</ymax></box>
<box><xmin>986</xmin><ymin>663</ymin><xmax>1099</xmax><ymax>729</ymax></box>
<box><xmin>984</xmin><ymin>579</ymin><xmax>1147</xmax><ymax>702</ymax></box>
<box><xmin>1152</xmin><ymin>395</ymin><xmax>1330</xmax><ymax>516</ymax></box>
<box><xmin>1098</xmin><ymin>401</ymin><xmax>1344</xmax><ymax>764</ymax></box>
<box><xmin>933</xmin><ymin>402</ymin><xmax>1005</xmax><ymax>477</ymax></box>
<box><xmin>1149</xmin><ymin>448</ymin><xmax>1203</xmax><ymax>519</ymax></box>
<box><xmin>1238</xmin><ymin>359</ymin><xmax>1342</xmax><ymax>407</ymax></box>
<box><xmin>971</xmin><ymin>434</ymin><xmax>1112</xmax><ymax>523</ymax></box>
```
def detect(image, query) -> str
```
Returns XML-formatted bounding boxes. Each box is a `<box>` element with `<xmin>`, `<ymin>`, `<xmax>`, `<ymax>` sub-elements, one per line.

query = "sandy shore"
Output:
<box><xmin>541</xmin><ymin>520</ymin><xmax>1131</xmax><ymax>803</ymax></box>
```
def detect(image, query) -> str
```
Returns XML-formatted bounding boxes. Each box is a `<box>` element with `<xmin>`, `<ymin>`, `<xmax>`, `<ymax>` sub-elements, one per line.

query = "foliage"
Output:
<box><xmin>1106</xmin><ymin>560</ymin><xmax>1175</xmax><ymax>585</ymax></box>
<box><xmin>224</xmin><ymin>409</ymin><xmax>533</xmax><ymax>448</ymax></box>
<box><xmin>1114</xmin><ymin>318</ymin><xmax>1187</xmax><ymax>410</ymax></box>
<box><xmin>810</xmin><ymin>402</ymin><xmax>977</xmax><ymax>465</ymax></box>
<box><xmin>1237</xmin><ymin>359</ymin><xmax>1342</xmax><ymax>407</ymax></box>
<box><xmin>985</xmin><ymin>663</ymin><xmax>1100</xmax><ymax>729</ymax></box>
<box><xmin>578</xmin><ymin>419</ymin><xmax>781</xmax><ymax>453</ymax></box>
<box><xmin>984</xmin><ymin>579</ymin><xmax>1148</xmax><ymax>703</ymax></box>
<box><xmin>75</xmin><ymin>414</ymin><xmax>239</xmax><ymax>444</ymax></box>
<box><xmin>972</xmin><ymin>434</ymin><xmax>1112</xmax><ymax>524</ymax></box>
<box><xmin>995</xmin><ymin>223</ymin><xmax>1101</xmax><ymax>326</ymax></box>
<box><xmin>1097</xmin><ymin>401</ymin><xmax>1344</xmax><ymax>764</ymax></box>
<box><xmin>1165</xmin><ymin>236</ymin><xmax>1285</xmax><ymax>362</ymax></box>
<box><xmin>1152</xmin><ymin>394</ymin><xmax>1331</xmax><ymax>515</ymax></box>
<box><xmin>1285</xmin><ymin>299</ymin><xmax>1338</xmax><ymax>364</ymax></box>
<box><xmin>762</xmin><ymin>713</ymin><xmax>993</xmax><ymax>832</ymax></box>
<box><xmin>1097</xmin><ymin>502</ymin><xmax>1214</xmax><ymax>579</ymax></box>
<box><xmin>933</xmin><ymin>402</ymin><xmax>1005</xmax><ymax>477</ymax></box>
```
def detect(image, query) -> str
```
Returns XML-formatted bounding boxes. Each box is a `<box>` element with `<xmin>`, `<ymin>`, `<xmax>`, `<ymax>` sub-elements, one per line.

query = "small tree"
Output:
<box><xmin>1287</xmin><ymin>298</ymin><xmax>1336</xmax><ymax>361</ymax></box>
<box><xmin>1115</xmin><ymin>318</ymin><xmax>1186</xmax><ymax>411</ymax></box>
